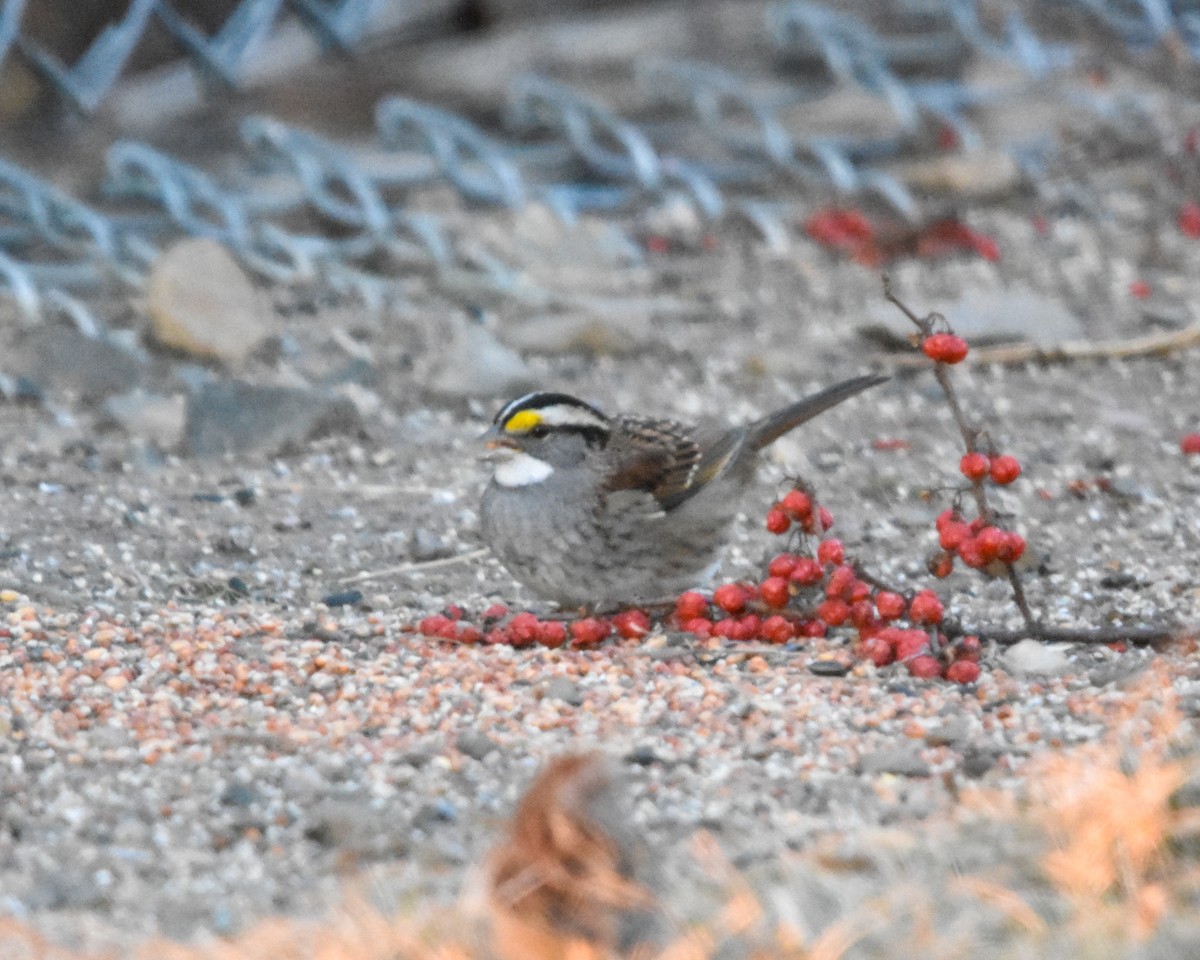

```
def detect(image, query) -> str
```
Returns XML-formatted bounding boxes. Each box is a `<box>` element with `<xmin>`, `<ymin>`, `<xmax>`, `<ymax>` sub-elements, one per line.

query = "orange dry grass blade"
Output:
<box><xmin>1039</xmin><ymin>756</ymin><xmax>1186</xmax><ymax>899</ymax></box>
<box><xmin>484</xmin><ymin>753</ymin><xmax>659</xmax><ymax>960</ymax></box>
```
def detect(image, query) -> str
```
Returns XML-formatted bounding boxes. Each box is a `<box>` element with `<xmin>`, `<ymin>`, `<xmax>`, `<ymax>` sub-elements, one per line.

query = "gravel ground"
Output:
<box><xmin>2</xmin><ymin>2</ymin><xmax>1200</xmax><ymax>954</ymax></box>
<box><xmin>0</xmin><ymin>342</ymin><xmax>1196</xmax><ymax>951</ymax></box>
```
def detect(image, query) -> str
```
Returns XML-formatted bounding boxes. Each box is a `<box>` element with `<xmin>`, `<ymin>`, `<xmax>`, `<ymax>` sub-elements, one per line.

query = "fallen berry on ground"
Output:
<box><xmin>907</xmin><ymin>655</ymin><xmax>944</xmax><ymax>678</ymax></box>
<box><xmin>713</xmin><ymin>583</ymin><xmax>749</xmax><ymax>615</ymax></box>
<box><xmin>612</xmin><ymin>609</ymin><xmax>651</xmax><ymax>639</ymax></box>
<box><xmin>945</xmin><ymin>659</ymin><xmax>981</xmax><ymax>684</ymax></box>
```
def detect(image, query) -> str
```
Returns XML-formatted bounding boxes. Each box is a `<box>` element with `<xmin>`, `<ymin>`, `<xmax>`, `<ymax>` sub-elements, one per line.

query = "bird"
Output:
<box><xmin>479</xmin><ymin>373</ymin><xmax>887</xmax><ymax>607</ymax></box>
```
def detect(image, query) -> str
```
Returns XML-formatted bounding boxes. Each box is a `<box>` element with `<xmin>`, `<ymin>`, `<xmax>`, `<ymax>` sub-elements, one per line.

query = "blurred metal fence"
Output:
<box><xmin>0</xmin><ymin>0</ymin><xmax>1182</xmax><ymax>331</ymax></box>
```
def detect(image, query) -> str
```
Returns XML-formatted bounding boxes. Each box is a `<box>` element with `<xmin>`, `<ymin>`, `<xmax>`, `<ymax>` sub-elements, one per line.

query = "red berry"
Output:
<box><xmin>938</xmin><ymin>521</ymin><xmax>972</xmax><ymax>551</ymax></box>
<box><xmin>780</xmin><ymin>490</ymin><xmax>813</xmax><ymax>521</ymax></box>
<box><xmin>674</xmin><ymin>591</ymin><xmax>709</xmax><ymax>621</ymax></box>
<box><xmin>816</xmin><ymin>598</ymin><xmax>850</xmax><ymax>627</ymax></box>
<box><xmin>481</xmin><ymin>604</ymin><xmax>509</xmax><ymax>620</ymax></box>
<box><xmin>975</xmin><ymin>526</ymin><xmax>1007</xmax><ymax>563</ymax></box>
<box><xmin>507</xmin><ymin>612</ymin><xmax>542</xmax><ymax>647</ymax></box>
<box><xmin>894</xmin><ymin>629</ymin><xmax>930</xmax><ymax>661</ymax></box>
<box><xmin>922</xmin><ymin>332</ymin><xmax>969</xmax><ymax>364</ymax></box>
<box><xmin>444</xmin><ymin>604</ymin><xmax>465</xmax><ymax>621</ymax></box>
<box><xmin>570</xmin><ymin>617</ymin><xmax>611</xmax><ymax>647</ymax></box>
<box><xmin>908</xmin><ymin>590</ymin><xmax>944</xmax><ymax>625</ymax></box>
<box><xmin>1182</xmin><ymin>433</ymin><xmax>1200</xmax><ymax>455</ymax></box>
<box><xmin>789</xmin><ymin>557</ymin><xmax>824</xmax><ymax>586</ymax></box>
<box><xmin>735</xmin><ymin>615</ymin><xmax>761</xmax><ymax>641</ymax></box>
<box><xmin>818</xmin><ymin>506</ymin><xmax>835</xmax><ymax>531</ymax></box>
<box><xmin>860</xmin><ymin>635</ymin><xmax>895</xmax><ymax>667</ymax></box>
<box><xmin>1180</xmin><ymin>201</ymin><xmax>1200</xmax><ymax>239</ymax></box>
<box><xmin>456</xmin><ymin>625</ymin><xmax>482</xmax><ymax>644</ymax></box>
<box><xmin>1001</xmin><ymin>531</ymin><xmax>1026</xmax><ymax>563</ymax></box>
<box><xmin>418</xmin><ymin>614</ymin><xmax>454</xmax><ymax>638</ymax></box>
<box><xmin>536</xmin><ymin>620</ymin><xmax>567</xmax><ymax>648</ymax></box>
<box><xmin>713</xmin><ymin>618</ymin><xmax>738</xmax><ymax>639</ymax></box>
<box><xmin>713</xmin><ymin>583</ymin><xmax>749</xmax><ymax>615</ymax></box>
<box><xmin>957</xmin><ymin>538</ymin><xmax>988</xmax><ymax>569</ymax></box>
<box><xmin>928</xmin><ymin>550</ymin><xmax>955</xmax><ymax>578</ymax></box>
<box><xmin>797</xmin><ymin>619</ymin><xmax>827</xmax><ymax>638</ymax></box>
<box><xmin>768</xmin><ymin>553</ymin><xmax>800</xmax><ymax>579</ymax></box>
<box><xmin>683</xmin><ymin>617</ymin><xmax>713</xmax><ymax>638</ymax></box>
<box><xmin>874</xmin><ymin>591</ymin><xmax>905</xmax><ymax>620</ymax></box>
<box><xmin>760</xmin><ymin>615</ymin><xmax>796</xmax><ymax>644</ymax></box>
<box><xmin>766</xmin><ymin>507</ymin><xmax>791</xmax><ymax>534</ymax></box>
<box><xmin>945</xmin><ymin>659</ymin><xmax>981</xmax><ymax>684</ymax></box>
<box><xmin>953</xmin><ymin>635</ymin><xmax>982</xmax><ymax>662</ymax></box>
<box><xmin>907</xmin><ymin>655</ymin><xmax>943</xmax><ymax>679</ymax></box>
<box><xmin>847</xmin><ymin>579</ymin><xmax>871</xmax><ymax>603</ymax></box>
<box><xmin>1130</xmin><ymin>280</ymin><xmax>1151</xmax><ymax>299</ymax></box>
<box><xmin>613</xmin><ymin>609</ymin><xmax>651</xmax><ymax>639</ymax></box>
<box><xmin>849</xmin><ymin>600</ymin><xmax>876</xmax><ymax>629</ymax></box>
<box><xmin>989</xmin><ymin>454</ymin><xmax>1021</xmax><ymax>485</ymax></box>
<box><xmin>935</xmin><ymin>509</ymin><xmax>958</xmax><ymax>532</ymax></box>
<box><xmin>959</xmin><ymin>452</ymin><xmax>990</xmax><ymax>481</ymax></box>
<box><xmin>825</xmin><ymin>565</ymin><xmax>857</xmax><ymax>600</ymax></box>
<box><xmin>759</xmin><ymin>576</ymin><xmax>791</xmax><ymax>609</ymax></box>
<box><xmin>816</xmin><ymin>538</ymin><xmax>845</xmax><ymax>566</ymax></box>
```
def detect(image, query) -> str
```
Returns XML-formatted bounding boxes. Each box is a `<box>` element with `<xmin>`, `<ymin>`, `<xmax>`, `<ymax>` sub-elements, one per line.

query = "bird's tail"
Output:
<box><xmin>750</xmin><ymin>373</ymin><xmax>890</xmax><ymax>450</ymax></box>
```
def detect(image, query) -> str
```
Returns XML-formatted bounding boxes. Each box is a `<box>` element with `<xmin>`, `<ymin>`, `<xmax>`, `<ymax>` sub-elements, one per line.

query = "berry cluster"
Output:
<box><xmin>670</xmin><ymin>484</ymin><xmax>981</xmax><ymax>682</ymax></box>
<box><xmin>417</xmin><ymin>604</ymin><xmax>651</xmax><ymax>649</ymax></box>
<box><xmin>930</xmin><ymin>508</ymin><xmax>1026</xmax><ymax>577</ymax></box>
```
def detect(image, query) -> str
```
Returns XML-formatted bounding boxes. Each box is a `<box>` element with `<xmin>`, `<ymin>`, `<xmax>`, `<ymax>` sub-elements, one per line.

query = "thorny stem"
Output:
<box><xmin>884</xmin><ymin>276</ymin><xmax>1038</xmax><ymax>632</ymax></box>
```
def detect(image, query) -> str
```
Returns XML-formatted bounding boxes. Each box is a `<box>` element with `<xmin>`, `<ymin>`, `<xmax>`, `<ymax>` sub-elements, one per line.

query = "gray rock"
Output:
<box><xmin>544</xmin><ymin>676</ymin><xmax>584</xmax><ymax>706</ymax></box>
<box><xmin>411</xmin><ymin>527</ymin><xmax>452</xmax><ymax>563</ymax></box>
<box><xmin>102</xmin><ymin>390</ymin><xmax>187</xmax><ymax>449</ymax></box>
<box><xmin>857</xmin><ymin>746</ymin><xmax>931</xmax><ymax>777</ymax></box>
<box><xmin>1002</xmin><ymin>639</ymin><xmax>1074</xmax><ymax>677</ymax></box>
<box><xmin>421</xmin><ymin>310</ymin><xmax>531</xmax><ymax>397</ymax></box>
<box><xmin>455</xmin><ymin>731</ymin><xmax>497</xmax><ymax>761</ymax></box>
<box><xmin>16</xmin><ymin>326</ymin><xmax>146</xmax><ymax>400</ymax></box>
<box><xmin>146</xmin><ymin>238</ymin><xmax>270</xmax><ymax>364</ymax></box>
<box><xmin>185</xmin><ymin>380</ymin><xmax>361</xmax><ymax>457</ymax></box>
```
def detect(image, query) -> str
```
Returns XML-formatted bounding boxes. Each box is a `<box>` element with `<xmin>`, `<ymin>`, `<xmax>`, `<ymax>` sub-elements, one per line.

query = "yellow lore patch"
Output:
<box><xmin>503</xmin><ymin>409</ymin><xmax>543</xmax><ymax>433</ymax></box>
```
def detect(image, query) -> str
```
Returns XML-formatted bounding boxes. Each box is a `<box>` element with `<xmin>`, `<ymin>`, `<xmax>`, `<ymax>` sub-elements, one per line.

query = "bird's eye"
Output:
<box><xmin>529</xmin><ymin>425</ymin><xmax>549</xmax><ymax>439</ymax></box>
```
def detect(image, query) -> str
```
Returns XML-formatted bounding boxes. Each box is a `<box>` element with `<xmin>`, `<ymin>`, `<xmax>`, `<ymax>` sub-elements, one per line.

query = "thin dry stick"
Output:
<box><xmin>879</xmin><ymin>320</ymin><xmax>1200</xmax><ymax>369</ymax></box>
<box><xmin>341</xmin><ymin>548</ymin><xmax>489</xmax><ymax>585</ymax></box>
<box><xmin>881</xmin><ymin>276</ymin><xmax>1180</xmax><ymax>647</ymax></box>
<box><xmin>883</xmin><ymin>278</ymin><xmax>1037</xmax><ymax>629</ymax></box>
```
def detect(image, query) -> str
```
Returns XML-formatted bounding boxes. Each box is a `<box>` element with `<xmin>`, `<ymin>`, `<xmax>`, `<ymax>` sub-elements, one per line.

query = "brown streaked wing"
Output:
<box><xmin>602</xmin><ymin>417</ymin><xmax>703</xmax><ymax>507</ymax></box>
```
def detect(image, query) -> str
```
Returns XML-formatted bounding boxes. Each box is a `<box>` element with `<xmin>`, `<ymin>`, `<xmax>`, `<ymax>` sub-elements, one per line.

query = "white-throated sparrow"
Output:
<box><xmin>480</xmin><ymin>374</ymin><xmax>887</xmax><ymax>606</ymax></box>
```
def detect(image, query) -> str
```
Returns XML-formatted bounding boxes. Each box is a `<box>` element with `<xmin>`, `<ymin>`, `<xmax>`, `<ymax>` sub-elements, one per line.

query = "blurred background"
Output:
<box><xmin>1</xmin><ymin>0</ymin><xmax>1198</xmax><ymax>456</ymax></box>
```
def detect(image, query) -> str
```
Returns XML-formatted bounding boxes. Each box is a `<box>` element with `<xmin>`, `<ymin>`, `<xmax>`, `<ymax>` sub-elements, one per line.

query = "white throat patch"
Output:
<box><xmin>493</xmin><ymin>452</ymin><xmax>555</xmax><ymax>488</ymax></box>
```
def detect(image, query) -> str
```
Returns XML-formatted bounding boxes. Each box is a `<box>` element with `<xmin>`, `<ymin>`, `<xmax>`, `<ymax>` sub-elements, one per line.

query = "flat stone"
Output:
<box><xmin>102</xmin><ymin>389</ymin><xmax>187</xmax><ymax>450</ymax></box>
<box><xmin>456</xmin><ymin>731</ymin><xmax>497</xmax><ymax>761</ymax></box>
<box><xmin>544</xmin><ymin>676</ymin><xmax>584</xmax><ymax>706</ymax></box>
<box><xmin>147</xmin><ymin>238</ymin><xmax>270</xmax><ymax>364</ymax></box>
<box><xmin>1002</xmin><ymin>639</ymin><xmax>1074</xmax><ymax>677</ymax></box>
<box><xmin>857</xmin><ymin>746</ymin><xmax>931</xmax><ymax>778</ymax></box>
<box><xmin>185</xmin><ymin>380</ymin><xmax>361</xmax><ymax>457</ymax></box>
<box><xmin>420</xmin><ymin>311</ymin><xmax>531</xmax><ymax>397</ymax></box>
<box><xmin>18</xmin><ymin>326</ymin><xmax>146</xmax><ymax>400</ymax></box>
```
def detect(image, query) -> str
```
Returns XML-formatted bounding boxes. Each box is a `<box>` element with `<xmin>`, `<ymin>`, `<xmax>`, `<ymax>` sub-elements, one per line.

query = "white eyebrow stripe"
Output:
<box><xmin>535</xmin><ymin>404</ymin><xmax>608</xmax><ymax>429</ymax></box>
